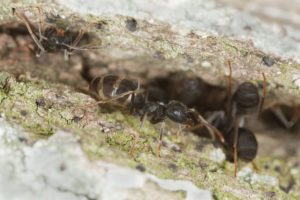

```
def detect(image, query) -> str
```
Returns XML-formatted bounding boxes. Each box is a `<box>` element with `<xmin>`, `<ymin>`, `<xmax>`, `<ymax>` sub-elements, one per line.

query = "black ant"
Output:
<box><xmin>14</xmin><ymin>7</ymin><xmax>99</xmax><ymax>60</ymax></box>
<box><xmin>207</xmin><ymin>60</ymin><xmax>266</xmax><ymax>177</ymax></box>
<box><xmin>70</xmin><ymin>74</ymin><xmax>225</xmax><ymax>157</ymax></box>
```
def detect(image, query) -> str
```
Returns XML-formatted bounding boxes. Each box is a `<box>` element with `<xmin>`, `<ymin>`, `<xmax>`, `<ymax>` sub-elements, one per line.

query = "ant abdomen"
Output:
<box><xmin>225</xmin><ymin>128</ymin><xmax>258</xmax><ymax>163</ymax></box>
<box><xmin>89</xmin><ymin>76</ymin><xmax>103</xmax><ymax>95</ymax></box>
<box><xmin>101</xmin><ymin>75</ymin><xmax>119</xmax><ymax>96</ymax></box>
<box><xmin>116</xmin><ymin>78</ymin><xmax>140</xmax><ymax>102</ymax></box>
<box><xmin>89</xmin><ymin>75</ymin><xmax>140</xmax><ymax>105</ymax></box>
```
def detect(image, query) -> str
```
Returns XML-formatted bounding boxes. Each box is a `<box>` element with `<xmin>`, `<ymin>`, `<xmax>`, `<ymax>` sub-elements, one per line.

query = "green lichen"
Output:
<box><xmin>0</xmin><ymin>3</ymin><xmax>14</xmax><ymax>22</ymax></box>
<box><xmin>222</xmin><ymin>40</ymin><xmax>239</xmax><ymax>53</ymax></box>
<box><xmin>279</xmin><ymin>63</ymin><xmax>288</xmax><ymax>75</ymax></box>
<box><xmin>153</xmin><ymin>40</ymin><xmax>185</xmax><ymax>59</ymax></box>
<box><xmin>212</xmin><ymin>188</ymin><xmax>240</xmax><ymax>200</ymax></box>
<box><xmin>0</xmin><ymin>56</ymin><xmax>296</xmax><ymax>199</ymax></box>
<box><xmin>0</xmin><ymin>72</ymin><xmax>11</xmax><ymax>89</ymax></box>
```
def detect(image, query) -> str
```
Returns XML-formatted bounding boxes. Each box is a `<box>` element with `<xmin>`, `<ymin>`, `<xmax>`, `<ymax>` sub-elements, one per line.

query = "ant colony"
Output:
<box><xmin>14</xmin><ymin>6</ymin><xmax>299</xmax><ymax>178</ymax></box>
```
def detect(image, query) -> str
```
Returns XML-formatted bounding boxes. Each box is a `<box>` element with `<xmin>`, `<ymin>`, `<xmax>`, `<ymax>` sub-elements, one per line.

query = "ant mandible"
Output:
<box><xmin>70</xmin><ymin>74</ymin><xmax>225</xmax><ymax>157</ymax></box>
<box><xmin>209</xmin><ymin>60</ymin><xmax>266</xmax><ymax>177</ymax></box>
<box><xmin>14</xmin><ymin>7</ymin><xmax>99</xmax><ymax>60</ymax></box>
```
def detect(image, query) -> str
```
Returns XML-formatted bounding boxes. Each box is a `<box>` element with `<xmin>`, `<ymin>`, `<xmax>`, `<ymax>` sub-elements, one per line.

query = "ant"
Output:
<box><xmin>207</xmin><ymin>60</ymin><xmax>266</xmax><ymax>177</ymax></box>
<box><xmin>14</xmin><ymin>7</ymin><xmax>99</xmax><ymax>60</ymax></box>
<box><xmin>70</xmin><ymin>74</ymin><xmax>225</xmax><ymax>157</ymax></box>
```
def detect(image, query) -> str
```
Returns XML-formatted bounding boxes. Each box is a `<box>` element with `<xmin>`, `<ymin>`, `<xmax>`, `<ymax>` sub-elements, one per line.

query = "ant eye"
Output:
<box><xmin>234</xmin><ymin>82</ymin><xmax>259</xmax><ymax>108</ymax></box>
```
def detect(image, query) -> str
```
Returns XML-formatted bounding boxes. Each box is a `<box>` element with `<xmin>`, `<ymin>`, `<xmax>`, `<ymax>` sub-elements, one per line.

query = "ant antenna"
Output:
<box><xmin>257</xmin><ymin>72</ymin><xmax>266</xmax><ymax>118</ymax></box>
<box><xmin>226</xmin><ymin>60</ymin><xmax>232</xmax><ymax>116</ymax></box>
<box><xmin>233</xmin><ymin>117</ymin><xmax>239</xmax><ymax>177</ymax></box>
<box><xmin>191</xmin><ymin>109</ymin><xmax>225</xmax><ymax>143</ymax></box>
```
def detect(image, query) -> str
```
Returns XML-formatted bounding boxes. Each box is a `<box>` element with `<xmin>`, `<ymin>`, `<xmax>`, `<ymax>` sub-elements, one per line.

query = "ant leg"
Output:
<box><xmin>252</xmin><ymin>161</ymin><xmax>260</xmax><ymax>173</ymax></box>
<box><xmin>233</xmin><ymin>117</ymin><xmax>239</xmax><ymax>178</ymax></box>
<box><xmin>138</xmin><ymin>112</ymin><xmax>148</xmax><ymax>132</ymax></box>
<box><xmin>129</xmin><ymin>111</ymin><xmax>148</xmax><ymax>157</ymax></box>
<box><xmin>158</xmin><ymin>120</ymin><xmax>165</xmax><ymax>158</ymax></box>
<box><xmin>64</xmin><ymin>49</ymin><xmax>69</xmax><ymax>61</ymax></box>
<box><xmin>80</xmin><ymin>39</ymin><xmax>101</xmax><ymax>48</ymax></box>
<box><xmin>129</xmin><ymin>130</ymin><xmax>139</xmax><ymax>157</ymax></box>
<box><xmin>72</xmin><ymin>22</ymin><xmax>98</xmax><ymax>47</ymax></box>
<box><xmin>70</xmin><ymin>89</ymin><xmax>144</xmax><ymax>113</ymax></box>
<box><xmin>79</xmin><ymin>39</ymin><xmax>101</xmax><ymax>49</ymax></box>
<box><xmin>36</xmin><ymin>6</ymin><xmax>43</xmax><ymax>40</ymax></box>
<box><xmin>62</xmin><ymin>39</ymin><xmax>101</xmax><ymax>51</ymax></box>
<box><xmin>176</xmin><ymin>123</ymin><xmax>184</xmax><ymax>143</ymax></box>
<box><xmin>290</xmin><ymin>99</ymin><xmax>299</xmax><ymax>125</ymax></box>
<box><xmin>36</xmin><ymin>6</ymin><xmax>47</xmax><ymax>42</ymax></box>
<box><xmin>205</xmin><ymin>111</ymin><xmax>225</xmax><ymax>124</ymax></box>
<box><xmin>14</xmin><ymin>12</ymin><xmax>46</xmax><ymax>52</ymax></box>
<box><xmin>263</xmin><ymin>99</ymin><xmax>299</xmax><ymax>128</ymax></box>
<box><xmin>36</xmin><ymin>48</ymin><xmax>42</xmax><ymax>57</ymax></box>
<box><xmin>270</xmin><ymin>103</ymin><xmax>298</xmax><ymax>129</ymax></box>
<box><xmin>129</xmin><ymin>93</ymin><xmax>135</xmax><ymax>114</ymax></box>
<box><xmin>258</xmin><ymin>72</ymin><xmax>266</xmax><ymax>118</ymax></box>
<box><xmin>189</xmin><ymin>109</ymin><xmax>225</xmax><ymax>143</ymax></box>
<box><xmin>226</xmin><ymin>60</ymin><xmax>232</xmax><ymax>116</ymax></box>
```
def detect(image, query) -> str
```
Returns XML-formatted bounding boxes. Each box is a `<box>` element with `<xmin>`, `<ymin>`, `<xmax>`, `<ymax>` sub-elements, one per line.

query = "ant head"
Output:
<box><xmin>165</xmin><ymin>100</ymin><xmax>190</xmax><ymax>124</ymax></box>
<box><xmin>234</xmin><ymin>82</ymin><xmax>259</xmax><ymax>109</ymax></box>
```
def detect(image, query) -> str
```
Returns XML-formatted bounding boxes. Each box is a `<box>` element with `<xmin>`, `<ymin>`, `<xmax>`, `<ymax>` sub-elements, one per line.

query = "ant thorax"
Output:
<box><xmin>42</xmin><ymin>27</ymin><xmax>73</xmax><ymax>51</ymax></box>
